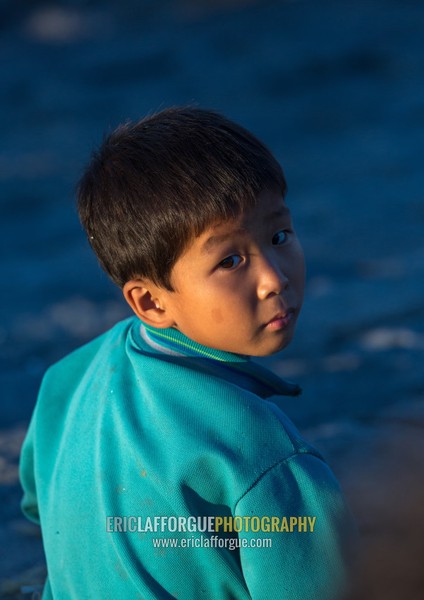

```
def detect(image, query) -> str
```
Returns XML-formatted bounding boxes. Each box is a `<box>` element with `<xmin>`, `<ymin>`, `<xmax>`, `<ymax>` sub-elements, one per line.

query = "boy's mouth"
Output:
<box><xmin>264</xmin><ymin>309</ymin><xmax>295</xmax><ymax>331</ymax></box>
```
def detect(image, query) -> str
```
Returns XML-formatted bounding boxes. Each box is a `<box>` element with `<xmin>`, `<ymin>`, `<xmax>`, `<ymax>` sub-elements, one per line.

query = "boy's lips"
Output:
<box><xmin>264</xmin><ymin>308</ymin><xmax>295</xmax><ymax>331</ymax></box>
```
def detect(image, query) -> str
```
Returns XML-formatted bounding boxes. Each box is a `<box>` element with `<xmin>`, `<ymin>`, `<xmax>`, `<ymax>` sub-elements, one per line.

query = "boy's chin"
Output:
<box><xmin>246</xmin><ymin>338</ymin><xmax>293</xmax><ymax>358</ymax></box>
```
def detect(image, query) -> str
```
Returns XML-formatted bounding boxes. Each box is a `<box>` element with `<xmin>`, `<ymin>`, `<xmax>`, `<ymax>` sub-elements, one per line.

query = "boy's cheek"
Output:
<box><xmin>291</xmin><ymin>243</ymin><xmax>306</xmax><ymax>287</ymax></box>
<box><xmin>284</xmin><ymin>264</ymin><xmax>305</xmax><ymax>293</ymax></box>
<box><xmin>210</xmin><ymin>307</ymin><xmax>225</xmax><ymax>325</ymax></box>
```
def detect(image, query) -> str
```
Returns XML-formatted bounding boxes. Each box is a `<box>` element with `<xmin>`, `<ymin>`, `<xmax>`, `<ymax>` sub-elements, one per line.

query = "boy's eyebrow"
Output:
<box><xmin>266</xmin><ymin>206</ymin><xmax>291</xmax><ymax>220</ymax></box>
<box><xmin>201</xmin><ymin>228</ymin><xmax>248</xmax><ymax>254</ymax></box>
<box><xmin>202</xmin><ymin>206</ymin><xmax>291</xmax><ymax>254</ymax></box>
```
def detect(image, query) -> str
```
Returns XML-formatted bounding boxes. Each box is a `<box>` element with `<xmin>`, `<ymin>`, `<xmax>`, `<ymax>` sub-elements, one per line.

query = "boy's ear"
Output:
<box><xmin>123</xmin><ymin>279</ymin><xmax>174</xmax><ymax>329</ymax></box>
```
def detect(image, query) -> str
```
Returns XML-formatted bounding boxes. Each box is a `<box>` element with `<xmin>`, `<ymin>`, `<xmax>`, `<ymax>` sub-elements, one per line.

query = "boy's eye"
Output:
<box><xmin>219</xmin><ymin>255</ymin><xmax>243</xmax><ymax>270</ymax></box>
<box><xmin>272</xmin><ymin>230</ymin><xmax>288</xmax><ymax>246</ymax></box>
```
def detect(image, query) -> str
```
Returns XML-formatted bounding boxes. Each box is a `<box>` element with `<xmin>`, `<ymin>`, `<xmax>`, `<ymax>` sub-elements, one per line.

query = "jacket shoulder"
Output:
<box><xmin>40</xmin><ymin>317</ymin><xmax>135</xmax><ymax>394</ymax></box>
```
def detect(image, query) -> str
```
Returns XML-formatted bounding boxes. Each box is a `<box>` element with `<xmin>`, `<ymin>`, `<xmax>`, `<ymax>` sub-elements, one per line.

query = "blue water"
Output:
<box><xmin>1</xmin><ymin>0</ymin><xmax>423</xmax><ymax>426</ymax></box>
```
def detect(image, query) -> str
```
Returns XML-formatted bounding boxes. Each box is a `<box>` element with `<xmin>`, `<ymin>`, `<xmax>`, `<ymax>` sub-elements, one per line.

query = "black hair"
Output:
<box><xmin>77</xmin><ymin>106</ymin><xmax>286</xmax><ymax>290</ymax></box>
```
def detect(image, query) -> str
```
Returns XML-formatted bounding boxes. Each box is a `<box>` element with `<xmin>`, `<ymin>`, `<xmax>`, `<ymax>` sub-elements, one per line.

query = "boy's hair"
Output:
<box><xmin>77</xmin><ymin>107</ymin><xmax>286</xmax><ymax>290</ymax></box>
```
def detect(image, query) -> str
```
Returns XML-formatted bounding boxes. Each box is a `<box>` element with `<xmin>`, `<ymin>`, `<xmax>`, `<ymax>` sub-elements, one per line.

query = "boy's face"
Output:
<box><xmin>159</xmin><ymin>188</ymin><xmax>305</xmax><ymax>357</ymax></box>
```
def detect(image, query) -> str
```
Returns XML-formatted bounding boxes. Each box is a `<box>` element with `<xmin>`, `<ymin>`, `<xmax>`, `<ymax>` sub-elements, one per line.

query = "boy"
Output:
<box><xmin>20</xmin><ymin>107</ymin><xmax>356</xmax><ymax>599</ymax></box>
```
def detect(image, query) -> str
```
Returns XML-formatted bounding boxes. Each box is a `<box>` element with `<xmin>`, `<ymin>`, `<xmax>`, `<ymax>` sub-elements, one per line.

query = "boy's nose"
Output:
<box><xmin>257</xmin><ymin>256</ymin><xmax>289</xmax><ymax>300</ymax></box>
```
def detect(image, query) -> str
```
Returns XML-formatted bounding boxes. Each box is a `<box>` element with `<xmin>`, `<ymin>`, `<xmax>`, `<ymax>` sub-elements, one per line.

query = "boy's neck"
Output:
<box><xmin>140</xmin><ymin>322</ymin><xmax>249</xmax><ymax>363</ymax></box>
<box><xmin>136</xmin><ymin>320</ymin><xmax>301</xmax><ymax>398</ymax></box>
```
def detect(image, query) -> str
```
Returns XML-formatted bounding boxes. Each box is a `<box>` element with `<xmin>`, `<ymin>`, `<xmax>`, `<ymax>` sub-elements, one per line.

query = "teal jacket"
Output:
<box><xmin>20</xmin><ymin>317</ymin><xmax>355</xmax><ymax>599</ymax></box>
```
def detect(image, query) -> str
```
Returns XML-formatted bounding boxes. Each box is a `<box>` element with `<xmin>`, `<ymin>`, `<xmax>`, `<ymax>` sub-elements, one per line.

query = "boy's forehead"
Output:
<box><xmin>200</xmin><ymin>194</ymin><xmax>291</xmax><ymax>254</ymax></box>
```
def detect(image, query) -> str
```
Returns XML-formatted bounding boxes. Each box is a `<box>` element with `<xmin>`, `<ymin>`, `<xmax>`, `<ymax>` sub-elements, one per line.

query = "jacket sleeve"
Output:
<box><xmin>235</xmin><ymin>452</ymin><xmax>357</xmax><ymax>600</ymax></box>
<box><xmin>20</xmin><ymin>413</ymin><xmax>41</xmax><ymax>525</ymax></box>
